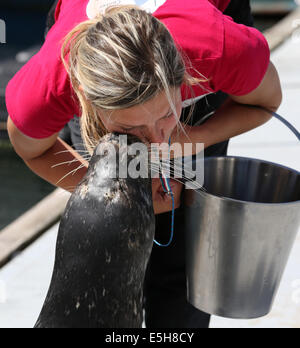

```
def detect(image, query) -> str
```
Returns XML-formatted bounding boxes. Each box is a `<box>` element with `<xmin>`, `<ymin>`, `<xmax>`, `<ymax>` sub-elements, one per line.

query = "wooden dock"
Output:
<box><xmin>251</xmin><ymin>0</ymin><xmax>298</xmax><ymax>15</ymax></box>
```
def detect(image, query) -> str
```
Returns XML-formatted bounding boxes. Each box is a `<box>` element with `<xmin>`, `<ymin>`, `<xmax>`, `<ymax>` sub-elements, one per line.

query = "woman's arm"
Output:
<box><xmin>173</xmin><ymin>61</ymin><xmax>282</xmax><ymax>152</ymax></box>
<box><xmin>7</xmin><ymin>116</ymin><xmax>88</xmax><ymax>193</ymax></box>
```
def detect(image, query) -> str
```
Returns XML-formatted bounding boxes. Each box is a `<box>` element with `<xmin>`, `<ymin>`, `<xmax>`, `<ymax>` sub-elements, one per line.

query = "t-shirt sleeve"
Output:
<box><xmin>212</xmin><ymin>14</ymin><xmax>271</xmax><ymax>96</ymax></box>
<box><xmin>5</xmin><ymin>52</ymin><xmax>77</xmax><ymax>139</ymax></box>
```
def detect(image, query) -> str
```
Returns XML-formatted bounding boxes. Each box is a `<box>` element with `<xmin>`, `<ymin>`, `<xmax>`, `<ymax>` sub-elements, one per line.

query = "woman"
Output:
<box><xmin>6</xmin><ymin>0</ymin><xmax>282</xmax><ymax>328</ymax></box>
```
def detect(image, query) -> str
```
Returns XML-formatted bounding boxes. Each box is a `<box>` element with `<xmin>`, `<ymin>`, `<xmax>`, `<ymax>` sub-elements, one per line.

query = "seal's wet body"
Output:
<box><xmin>35</xmin><ymin>134</ymin><xmax>155</xmax><ymax>328</ymax></box>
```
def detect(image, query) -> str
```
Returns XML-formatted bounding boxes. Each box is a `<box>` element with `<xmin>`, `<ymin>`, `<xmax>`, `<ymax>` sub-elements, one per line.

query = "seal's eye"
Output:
<box><xmin>130</xmin><ymin>233</ymin><xmax>136</xmax><ymax>243</ymax></box>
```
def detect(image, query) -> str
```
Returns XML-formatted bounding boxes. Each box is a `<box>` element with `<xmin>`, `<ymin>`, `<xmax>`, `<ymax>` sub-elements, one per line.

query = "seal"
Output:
<box><xmin>34</xmin><ymin>133</ymin><xmax>155</xmax><ymax>328</ymax></box>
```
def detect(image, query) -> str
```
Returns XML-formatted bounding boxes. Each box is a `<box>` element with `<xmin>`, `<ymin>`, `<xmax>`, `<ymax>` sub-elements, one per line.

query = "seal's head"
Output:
<box><xmin>78</xmin><ymin>132</ymin><xmax>153</xmax><ymax>205</ymax></box>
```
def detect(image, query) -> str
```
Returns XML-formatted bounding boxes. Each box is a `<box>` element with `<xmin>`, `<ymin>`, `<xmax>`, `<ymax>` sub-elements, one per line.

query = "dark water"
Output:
<box><xmin>254</xmin><ymin>14</ymin><xmax>286</xmax><ymax>32</ymax></box>
<box><xmin>0</xmin><ymin>2</ymin><xmax>55</xmax><ymax>231</ymax></box>
<box><xmin>0</xmin><ymin>142</ymin><xmax>54</xmax><ymax>230</ymax></box>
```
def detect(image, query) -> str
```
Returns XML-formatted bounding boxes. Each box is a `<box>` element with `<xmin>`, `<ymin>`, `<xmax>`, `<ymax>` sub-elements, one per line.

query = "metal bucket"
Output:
<box><xmin>184</xmin><ymin>156</ymin><xmax>300</xmax><ymax>319</ymax></box>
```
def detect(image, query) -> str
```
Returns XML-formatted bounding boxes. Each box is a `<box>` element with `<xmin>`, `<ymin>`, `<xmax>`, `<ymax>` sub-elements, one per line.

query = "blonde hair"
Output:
<box><xmin>62</xmin><ymin>5</ymin><xmax>208</xmax><ymax>153</ymax></box>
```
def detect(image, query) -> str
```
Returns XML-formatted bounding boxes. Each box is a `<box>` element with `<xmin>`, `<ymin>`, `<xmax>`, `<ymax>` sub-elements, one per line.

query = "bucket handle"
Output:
<box><xmin>262</xmin><ymin>107</ymin><xmax>300</xmax><ymax>142</ymax></box>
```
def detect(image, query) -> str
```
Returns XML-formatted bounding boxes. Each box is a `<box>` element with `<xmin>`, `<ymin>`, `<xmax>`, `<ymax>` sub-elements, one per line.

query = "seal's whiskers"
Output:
<box><xmin>54</xmin><ymin>149</ymin><xmax>91</xmax><ymax>156</ymax></box>
<box><xmin>51</xmin><ymin>158</ymin><xmax>88</xmax><ymax>168</ymax></box>
<box><xmin>56</xmin><ymin>163</ymin><xmax>87</xmax><ymax>185</ymax></box>
<box><xmin>149</xmin><ymin>162</ymin><xmax>207</xmax><ymax>193</ymax></box>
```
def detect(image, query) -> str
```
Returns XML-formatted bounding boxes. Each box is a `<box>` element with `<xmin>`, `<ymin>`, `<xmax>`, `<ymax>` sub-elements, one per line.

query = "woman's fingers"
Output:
<box><xmin>152</xmin><ymin>178</ymin><xmax>183</xmax><ymax>215</ymax></box>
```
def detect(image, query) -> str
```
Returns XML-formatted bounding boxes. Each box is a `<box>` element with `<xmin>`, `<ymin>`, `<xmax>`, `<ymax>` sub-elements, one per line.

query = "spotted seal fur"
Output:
<box><xmin>35</xmin><ymin>133</ymin><xmax>155</xmax><ymax>328</ymax></box>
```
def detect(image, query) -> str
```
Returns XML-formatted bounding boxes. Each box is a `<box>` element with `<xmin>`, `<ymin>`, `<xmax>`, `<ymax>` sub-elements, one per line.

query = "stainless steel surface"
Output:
<box><xmin>185</xmin><ymin>156</ymin><xmax>300</xmax><ymax>319</ymax></box>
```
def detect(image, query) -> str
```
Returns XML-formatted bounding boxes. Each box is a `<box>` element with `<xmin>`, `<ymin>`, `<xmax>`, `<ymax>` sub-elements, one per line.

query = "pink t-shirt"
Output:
<box><xmin>5</xmin><ymin>0</ymin><xmax>270</xmax><ymax>139</ymax></box>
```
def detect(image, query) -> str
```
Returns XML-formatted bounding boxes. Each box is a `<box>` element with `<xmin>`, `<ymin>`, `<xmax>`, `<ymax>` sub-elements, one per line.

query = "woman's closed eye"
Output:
<box><xmin>120</xmin><ymin>112</ymin><xmax>174</xmax><ymax>132</ymax></box>
<box><xmin>163</xmin><ymin>112</ymin><xmax>173</xmax><ymax>120</ymax></box>
<box><xmin>120</xmin><ymin>125</ymin><xmax>140</xmax><ymax>132</ymax></box>
<box><xmin>167</xmin><ymin>112</ymin><xmax>174</xmax><ymax>118</ymax></box>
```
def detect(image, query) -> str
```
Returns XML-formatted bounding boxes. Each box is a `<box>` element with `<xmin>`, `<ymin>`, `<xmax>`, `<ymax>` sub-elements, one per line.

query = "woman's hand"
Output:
<box><xmin>152</xmin><ymin>178</ymin><xmax>183</xmax><ymax>215</ymax></box>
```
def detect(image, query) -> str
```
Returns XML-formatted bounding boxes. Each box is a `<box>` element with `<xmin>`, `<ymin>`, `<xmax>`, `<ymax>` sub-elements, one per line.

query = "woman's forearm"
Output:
<box><xmin>25</xmin><ymin>138</ymin><xmax>89</xmax><ymax>193</ymax></box>
<box><xmin>198</xmin><ymin>98</ymin><xmax>274</xmax><ymax>147</ymax></box>
<box><xmin>174</xmin><ymin>98</ymin><xmax>274</xmax><ymax>154</ymax></box>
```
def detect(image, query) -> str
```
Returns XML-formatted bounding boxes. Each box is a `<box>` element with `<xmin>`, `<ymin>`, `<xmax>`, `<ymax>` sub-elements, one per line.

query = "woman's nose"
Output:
<box><xmin>146</xmin><ymin>125</ymin><xmax>165</xmax><ymax>145</ymax></box>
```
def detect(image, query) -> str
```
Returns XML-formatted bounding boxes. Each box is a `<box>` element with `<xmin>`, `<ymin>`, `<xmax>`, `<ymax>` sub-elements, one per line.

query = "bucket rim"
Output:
<box><xmin>192</xmin><ymin>155</ymin><xmax>300</xmax><ymax>207</ymax></box>
<box><xmin>203</xmin><ymin>155</ymin><xmax>300</xmax><ymax>174</ymax></box>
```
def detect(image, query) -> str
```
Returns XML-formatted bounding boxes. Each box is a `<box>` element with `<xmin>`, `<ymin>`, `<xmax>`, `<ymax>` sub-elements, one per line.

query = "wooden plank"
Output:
<box><xmin>0</xmin><ymin>189</ymin><xmax>70</xmax><ymax>267</ymax></box>
<box><xmin>264</xmin><ymin>6</ymin><xmax>300</xmax><ymax>51</ymax></box>
<box><xmin>251</xmin><ymin>1</ymin><xmax>297</xmax><ymax>15</ymax></box>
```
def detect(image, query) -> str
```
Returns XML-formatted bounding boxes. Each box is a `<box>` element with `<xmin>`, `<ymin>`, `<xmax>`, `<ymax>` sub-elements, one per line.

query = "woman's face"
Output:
<box><xmin>99</xmin><ymin>87</ymin><xmax>184</xmax><ymax>215</ymax></box>
<box><xmin>100</xmin><ymin>87</ymin><xmax>182</xmax><ymax>145</ymax></box>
